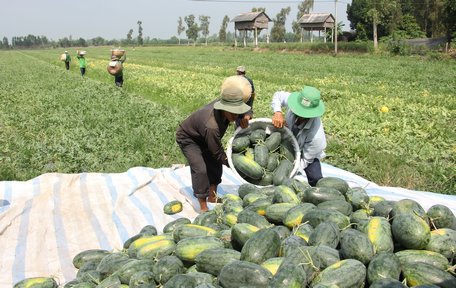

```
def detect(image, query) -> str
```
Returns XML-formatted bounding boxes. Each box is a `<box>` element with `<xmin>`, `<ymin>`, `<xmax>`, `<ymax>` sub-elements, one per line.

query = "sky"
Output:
<box><xmin>0</xmin><ymin>0</ymin><xmax>352</xmax><ymax>41</ymax></box>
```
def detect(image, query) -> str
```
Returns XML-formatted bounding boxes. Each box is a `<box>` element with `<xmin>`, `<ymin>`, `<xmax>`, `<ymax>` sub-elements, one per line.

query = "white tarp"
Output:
<box><xmin>1</xmin><ymin>163</ymin><xmax>455</xmax><ymax>286</ymax></box>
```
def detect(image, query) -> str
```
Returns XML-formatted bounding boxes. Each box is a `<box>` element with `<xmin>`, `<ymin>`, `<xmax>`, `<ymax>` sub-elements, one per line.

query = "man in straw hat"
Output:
<box><xmin>235</xmin><ymin>65</ymin><xmax>255</xmax><ymax>128</ymax></box>
<box><xmin>271</xmin><ymin>86</ymin><xmax>327</xmax><ymax>186</ymax></box>
<box><xmin>176</xmin><ymin>75</ymin><xmax>252</xmax><ymax>212</ymax></box>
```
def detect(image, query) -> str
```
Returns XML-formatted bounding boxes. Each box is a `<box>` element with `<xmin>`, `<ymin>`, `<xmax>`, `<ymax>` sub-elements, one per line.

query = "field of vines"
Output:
<box><xmin>0</xmin><ymin>47</ymin><xmax>454</xmax><ymax>194</ymax></box>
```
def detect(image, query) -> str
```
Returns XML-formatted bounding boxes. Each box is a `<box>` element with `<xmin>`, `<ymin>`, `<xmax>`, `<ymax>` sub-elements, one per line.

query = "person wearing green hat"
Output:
<box><xmin>176</xmin><ymin>75</ymin><xmax>252</xmax><ymax>212</ymax></box>
<box><xmin>271</xmin><ymin>86</ymin><xmax>327</xmax><ymax>186</ymax></box>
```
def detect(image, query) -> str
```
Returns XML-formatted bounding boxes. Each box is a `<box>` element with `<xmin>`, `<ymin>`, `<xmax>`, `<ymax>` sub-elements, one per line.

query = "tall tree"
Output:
<box><xmin>177</xmin><ymin>17</ymin><xmax>185</xmax><ymax>45</ymax></box>
<box><xmin>428</xmin><ymin>0</ymin><xmax>446</xmax><ymax>38</ymax></box>
<box><xmin>137</xmin><ymin>21</ymin><xmax>143</xmax><ymax>45</ymax></box>
<box><xmin>219</xmin><ymin>15</ymin><xmax>230</xmax><ymax>42</ymax></box>
<box><xmin>199</xmin><ymin>15</ymin><xmax>211</xmax><ymax>46</ymax></box>
<box><xmin>292</xmin><ymin>0</ymin><xmax>315</xmax><ymax>40</ymax></box>
<box><xmin>3</xmin><ymin>37</ymin><xmax>9</xmax><ymax>48</ymax></box>
<box><xmin>271</xmin><ymin>7</ymin><xmax>291</xmax><ymax>42</ymax></box>
<box><xmin>127</xmin><ymin>29</ymin><xmax>134</xmax><ymax>44</ymax></box>
<box><xmin>184</xmin><ymin>14</ymin><xmax>199</xmax><ymax>45</ymax></box>
<box><xmin>366</xmin><ymin>0</ymin><xmax>399</xmax><ymax>49</ymax></box>
<box><xmin>444</xmin><ymin>0</ymin><xmax>456</xmax><ymax>46</ymax></box>
<box><xmin>348</xmin><ymin>0</ymin><xmax>399</xmax><ymax>48</ymax></box>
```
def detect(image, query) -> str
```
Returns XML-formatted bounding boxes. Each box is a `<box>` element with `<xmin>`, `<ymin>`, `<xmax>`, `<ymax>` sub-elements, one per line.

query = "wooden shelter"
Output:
<box><xmin>232</xmin><ymin>11</ymin><xmax>271</xmax><ymax>47</ymax></box>
<box><xmin>298</xmin><ymin>13</ymin><xmax>335</xmax><ymax>43</ymax></box>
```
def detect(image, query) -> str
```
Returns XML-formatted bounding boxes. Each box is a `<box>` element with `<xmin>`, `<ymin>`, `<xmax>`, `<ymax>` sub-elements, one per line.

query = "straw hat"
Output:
<box><xmin>288</xmin><ymin>86</ymin><xmax>325</xmax><ymax>118</ymax></box>
<box><xmin>214</xmin><ymin>76</ymin><xmax>252</xmax><ymax>114</ymax></box>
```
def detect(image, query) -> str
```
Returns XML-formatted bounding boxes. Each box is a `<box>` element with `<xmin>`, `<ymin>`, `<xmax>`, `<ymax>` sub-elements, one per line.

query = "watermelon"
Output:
<box><xmin>13</xmin><ymin>277</ymin><xmax>58</xmax><ymax>288</ymax></box>
<box><xmin>402</xmin><ymin>262</ymin><xmax>456</xmax><ymax>288</ymax></box>
<box><xmin>426</xmin><ymin>229</ymin><xmax>456</xmax><ymax>259</ymax></box>
<box><xmin>310</xmin><ymin>259</ymin><xmax>367</xmax><ymax>288</ymax></box>
<box><xmin>308</xmin><ymin>221</ymin><xmax>340</xmax><ymax>249</ymax></box>
<box><xmin>152</xmin><ymin>255</ymin><xmax>184</xmax><ymax>284</ymax></box>
<box><xmin>163</xmin><ymin>200</ymin><xmax>183</xmax><ymax>215</ymax></box>
<box><xmin>367</xmin><ymin>252</ymin><xmax>401</xmax><ymax>284</ymax></box>
<box><xmin>339</xmin><ymin>228</ymin><xmax>375</xmax><ymax>265</ymax></box>
<box><xmin>240</xmin><ymin>228</ymin><xmax>281</xmax><ymax>264</ymax></box>
<box><xmin>175</xmin><ymin>236</ymin><xmax>224</xmax><ymax>263</ymax></box>
<box><xmin>195</xmin><ymin>248</ymin><xmax>241</xmax><ymax>276</ymax></box>
<box><xmin>360</xmin><ymin>216</ymin><xmax>394</xmax><ymax>253</ymax></box>
<box><xmin>218</xmin><ymin>260</ymin><xmax>272</xmax><ymax>288</ymax></box>
<box><xmin>427</xmin><ymin>204</ymin><xmax>456</xmax><ymax>229</ymax></box>
<box><xmin>316</xmin><ymin>177</ymin><xmax>349</xmax><ymax>196</ymax></box>
<box><xmin>129</xmin><ymin>271</ymin><xmax>156</xmax><ymax>288</ymax></box>
<box><xmin>391</xmin><ymin>213</ymin><xmax>430</xmax><ymax>249</ymax></box>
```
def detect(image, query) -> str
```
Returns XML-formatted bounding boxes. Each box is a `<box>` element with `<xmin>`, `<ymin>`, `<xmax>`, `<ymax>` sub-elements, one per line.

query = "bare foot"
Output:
<box><xmin>198</xmin><ymin>198</ymin><xmax>209</xmax><ymax>213</ymax></box>
<box><xmin>207</xmin><ymin>184</ymin><xmax>222</xmax><ymax>203</ymax></box>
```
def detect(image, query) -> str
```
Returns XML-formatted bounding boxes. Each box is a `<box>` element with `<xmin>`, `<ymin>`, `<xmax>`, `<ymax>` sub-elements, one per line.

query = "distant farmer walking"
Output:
<box><xmin>235</xmin><ymin>65</ymin><xmax>256</xmax><ymax>128</ymax></box>
<box><xmin>107</xmin><ymin>50</ymin><xmax>127</xmax><ymax>87</ymax></box>
<box><xmin>76</xmin><ymin>50</ymin><xmax>87</xmax><ymax>76</ymax></box>
<box><xmin>62</xmin><ymin>51</ymin><xmax>71</xmax><ymax>70</ymax></box>
<box><xmin>176</xmin><ymin>75</ymin><xmax>252</xmax><ymax>212</ymax></box>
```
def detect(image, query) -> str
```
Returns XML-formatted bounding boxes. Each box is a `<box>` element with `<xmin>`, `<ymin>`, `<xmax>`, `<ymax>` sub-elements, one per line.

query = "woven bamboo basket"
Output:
<box><xmin>111</xmin><ymin>49</ymin><xmax>125</xmax><ymax>57</ymax></box>
<box><xmin>107</xmin><ymin>61</ymin><xmax>123</xmax><ymax>76</ymax></box>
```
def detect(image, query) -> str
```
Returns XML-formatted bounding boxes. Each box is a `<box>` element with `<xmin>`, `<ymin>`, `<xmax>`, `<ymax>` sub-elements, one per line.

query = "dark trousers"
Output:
<box><xmin>80</xmin><ymin>68</ymin><xmax>86</xmax><ymax>76</ymax></box>
<box><xmin>65</xmin><ymin>61</ymin><xmax>70</xmax><ymax>70</ymax></box>
<box><xmin>304</xmin><ymin>158</ymin><xmax>323</xmax><ymax>186</ymax></box>
<box><xmin>177</xmin><ymin>141</ymin><xmax>223</xmax><ymax>199</ymax></box>
<box><xmin>115</xmin><ymin>75</ymin><xmax>123</xmax><ymax>87</ymax></box>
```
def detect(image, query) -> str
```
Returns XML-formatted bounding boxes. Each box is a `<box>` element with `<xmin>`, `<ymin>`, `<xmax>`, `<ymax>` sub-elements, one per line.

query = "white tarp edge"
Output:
<box><xmin>0</xmin><ymin>163</ymin><xmax>455</xmax><ymax>286</ymax></box>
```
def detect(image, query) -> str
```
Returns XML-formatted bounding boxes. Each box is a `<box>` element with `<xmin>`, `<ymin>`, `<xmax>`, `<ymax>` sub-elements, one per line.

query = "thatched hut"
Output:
<box><xmin>232</xmin><ymin>11</ymin><xmax>272</xmax><ymax>47</ymax></box>
<box><xmin>298</xmin><ymin>13</ymin><xmax>335</xmax><ymax>43</ymax></box>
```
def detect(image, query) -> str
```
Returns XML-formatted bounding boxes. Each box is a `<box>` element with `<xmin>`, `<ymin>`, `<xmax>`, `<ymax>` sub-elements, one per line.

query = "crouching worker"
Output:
<box><xmin>176</xmin><ymin>76</ymin><xmax>252</xmax><ymax>212</ymax></box>
<box><xmin>271</xmin><ymin>86</ymin><xmax>327</xmax><ymax>186</ymax></box>
<box><xmin>108</xmin><ymin>52</ymin><xmax>126</xmax><ymax>87</ymax></box>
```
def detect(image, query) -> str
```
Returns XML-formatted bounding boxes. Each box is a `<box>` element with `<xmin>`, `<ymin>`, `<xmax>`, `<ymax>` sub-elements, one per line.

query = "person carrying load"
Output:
<box><xmin>108</xmin><ymin>50</ymin><xmax>127</xmax><ymax>87</ymax></box>
<box><xmin>61</xmin><ymin>51</ymin><xmax>71</xmax><ymax>70</ymax></box>
<box><xmin>76</xmin><ymin>50</ymin><xmax>87</xmax><ymax>76</ymax></box>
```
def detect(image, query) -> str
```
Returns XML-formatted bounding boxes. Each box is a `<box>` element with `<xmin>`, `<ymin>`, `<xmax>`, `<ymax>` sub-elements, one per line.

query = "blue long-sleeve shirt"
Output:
<box><xmin>271</xmin><ymin>91</ymin><xmax>327</xmax><ymax>168</ymax></box>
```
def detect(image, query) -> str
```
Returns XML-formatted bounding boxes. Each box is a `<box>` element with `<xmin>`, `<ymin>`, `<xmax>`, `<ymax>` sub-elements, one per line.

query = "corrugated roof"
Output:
<box><xmin>232</xmin><ymin>11</ymin><xmax>271</xmax><ymax>22</ymax></box>
<box><xmin>299</xmin><ymin>13</ymin><xmax>334</xmax><ymax>24</ymax></box>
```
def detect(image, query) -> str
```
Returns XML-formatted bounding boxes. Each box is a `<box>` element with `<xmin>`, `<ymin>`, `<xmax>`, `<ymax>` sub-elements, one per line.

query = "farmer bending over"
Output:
<box><xmin>271</xmin><ymin>86</ymin><xmax>327</xmax><ymax>186</ymax></box>
<box><xmin>176</xmin><ymin>76</ymin><xmax>252</xmax><ymax>212</ymax></box>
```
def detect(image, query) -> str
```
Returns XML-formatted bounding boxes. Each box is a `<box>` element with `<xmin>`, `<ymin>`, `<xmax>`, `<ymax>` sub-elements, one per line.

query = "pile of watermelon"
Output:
<box><xmin>14</xmin><ymin>177</ymin><xmax>456</xmax><ymax>288</ymax></box>
<box><xmin>229</xmin><ymin>123</ymin><xmax>299</xmax><ymax>187</ymax></box>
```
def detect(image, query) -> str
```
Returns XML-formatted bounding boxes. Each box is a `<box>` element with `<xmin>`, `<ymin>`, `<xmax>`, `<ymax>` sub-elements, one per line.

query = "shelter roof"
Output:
<box><xmin>232</xmin><ymin>11</ymin><xmax>271</xmax><ymax>22</ymax></box>
<box><xmin>299</xmin><ymin>13</ymin><xmax>335</xmax><ymax>24</ymax></box>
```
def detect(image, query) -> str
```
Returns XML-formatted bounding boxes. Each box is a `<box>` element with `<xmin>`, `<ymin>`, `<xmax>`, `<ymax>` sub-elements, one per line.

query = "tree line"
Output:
<box><xmin>174</xmin><ymin>0</ymin><xmax>455</xmax><ymax>48</ymax></box>
<box><xmin>1</xmin><ymin>0</ymin><xmax>455</xmax><ymax>50</ymax></box>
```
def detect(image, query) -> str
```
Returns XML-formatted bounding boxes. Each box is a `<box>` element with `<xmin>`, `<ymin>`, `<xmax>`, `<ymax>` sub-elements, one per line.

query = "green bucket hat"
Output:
<box><xmin>214</xmin><ymin>76</ymin><xmax>252</xmax><ymax>114</ymax></box>
<box><xmin>288</xmin><ymin>86</ymin><xmax>325</xmax><ymax>118</ymax></box>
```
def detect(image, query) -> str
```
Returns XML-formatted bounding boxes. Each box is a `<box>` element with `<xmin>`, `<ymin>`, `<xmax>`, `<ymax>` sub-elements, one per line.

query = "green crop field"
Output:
<box><xmin>0</xmin><ymin>46</ymin><xmax>454</xmax><ymax>194</ymax></box>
